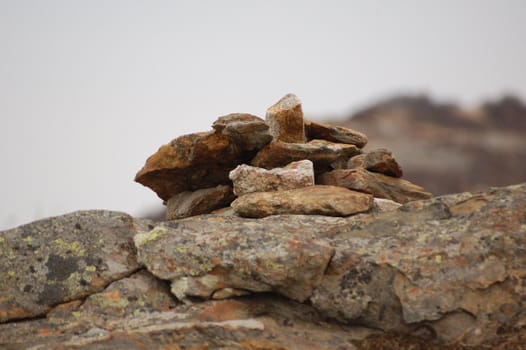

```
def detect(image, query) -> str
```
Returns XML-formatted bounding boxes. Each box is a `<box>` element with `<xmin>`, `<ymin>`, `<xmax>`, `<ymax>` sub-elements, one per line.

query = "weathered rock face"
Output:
<box><xmin>229</xmin><ymin>160</ymin><xmax>314</xmax><ymax>196</ymax></box>
<box><xmin>134</xmin><ymin>215</ymin><xmax>335</xmax><ymax>302</ymax></box>
<box><xmin>266</xmin><ymin>93</ymin><xmax>305</xmax><ymax>143</ymax></box>
<box><xmin>212</xmin><ymin>113</ymin><xmax>273</xmax><ymax>151</ymax></box>
<box><xmin>231</xmin><ymin>185</ymin><xmax>374</xmax><ymax>218</ymax></box>
<box><xmin>1</xmin><ymin>184</ymin><xmax>526</xmax><ymax>349</ymax></box>
<box><xmin>165</xmin><ymin>184</ymin><xmax>235</xmax><ymax>220</ymax></box>
<box><xmin>305</xmin><ymin>120</ymin><xmax>368</xmax><ymax>148</ymax></box>
<box><xmin>318</xmin><ymin>168</ymin><xmax>432</xmax><ymax>203</ymax></box>
<box><xmin>0</xmin><ymin>210</ymin><xmax>143</xmax><ymax>322</ymax></box>
<box><xmin>251</xmin><ymin>139</ymin><xmax>361</xmax><ymax>171</ymax></box>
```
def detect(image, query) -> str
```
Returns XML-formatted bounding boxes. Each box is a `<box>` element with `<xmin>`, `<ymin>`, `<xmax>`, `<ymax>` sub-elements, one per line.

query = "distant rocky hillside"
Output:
<box><xmin>334</xmin><ymin>95</ymin><xmax>526</xmax><ymax>195</ymax></box>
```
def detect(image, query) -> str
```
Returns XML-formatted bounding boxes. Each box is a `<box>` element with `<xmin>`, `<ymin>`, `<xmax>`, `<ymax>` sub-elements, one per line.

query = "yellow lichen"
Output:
<box><xmin>52</xmin><ymin>239</ymin><xmax>85</xmax><ymax>257</ymax></box>
<box><xmin>435</xmin><ymin>255</ymin><xmax>443</xmax><ymax>263</ymax></box>
<box><xmin>135</xmin><ymin>228</ymin><xmax>167</xmax><ymax>247</ymax></box>
<box><xmin>7</xmin><ymin>271</ymin><xmax>15</xmax><ymax>277</ymax></box>
<box><xmin>85</xmin><ymin>265</ymin><xmax>97</xmax><ymax>272</ymax></box>
<box><xmin>0</xmin><ymin>236</ymin><xmax>5</xmax><ymax>244</ymax></box>
<box><xmin>23</xmin><ymin>236</ymin><xmax>33</xmax><ymax>244</ymax></box>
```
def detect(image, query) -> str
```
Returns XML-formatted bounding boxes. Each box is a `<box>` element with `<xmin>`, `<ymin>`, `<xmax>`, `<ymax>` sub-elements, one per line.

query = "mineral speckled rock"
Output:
<box><xmin>251</xmin><ymin>139</ymin><xmax>361</xmax><ymax>172</ymax></box>
<box><xmin>305</xmin><ymin>120</ymin><xmax>368</xmax><ymax>148</ymax></box>
<box><xmin>231</xmin><ymin>185</ymin><xmax>374</xmax><ymax>218</ymax></box>
<box><xmin>318</xmin><ymin>168</ymin><xmax>432</xmax><ymax>203</ymax></box>
<box><xmin>134</xmin><ymin>215</ymin><xmax>335</xmax><ymax>302</ymax></box>
<box><xmin>266</xmin><ymin>93</ymin><xmax>305</xmax><ymax>143</ymax></box>
<box><xmin>311</xmin><ymin>183</ymin><xmax>526</xmax><ymax>346</ymax></box>
<box><xmin>348</xmin><ymin>148</ymin><xmax>403</xmax><ymax>177</ymax></box>
<box><xmin>165</xmin><ymin>184</ymin><xmax>235</xmax><ymax>220</ymax></box>
<box><xmin>0</xmin><ymin>210</ymin><xmax>142</xmax><ymax>322</ymax></box>
<box><xmin>229</xmin><ymin>160</ymin><xmax>314</xmax><ymax>196</ymax></box>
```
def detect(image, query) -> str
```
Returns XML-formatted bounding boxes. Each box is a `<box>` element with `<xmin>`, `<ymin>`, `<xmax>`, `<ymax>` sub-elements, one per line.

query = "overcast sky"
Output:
<box><xmin>1</xmin><ymin>0</ymin><xmax>525</xmax><ymax>229</ymax></box>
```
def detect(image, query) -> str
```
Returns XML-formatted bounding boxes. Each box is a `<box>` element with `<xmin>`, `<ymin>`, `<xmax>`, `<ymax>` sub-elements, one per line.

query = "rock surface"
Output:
<box><xmin>251</xmin><ymin>139</ymin><xmax>361</xmax><ymax>171</ymax></box>
<box><xmin>266</xmin><ymin>93</ymin><xmax>305</xmax><ymax>143</ymax></box>
<box><xmin>0</xmin><ymin>210</ymin><xmax>143</xmax><ymax>322</ymax></box>
<box><xmin>212</xmin><ymin>113</ymin><xmax>273</xmax><ymax>151</ymax></box>
<box><xmin>305</xmin><ymin>120</ymin><xmax>368</xmax><ymax>148</ymax></box>
<box><xmin>229</xmin><ymin>160</ymin><xmax>314</xmax><ymax>196</ymax></box>
<box><xmin>1</xmin><ymin>184</ymin><xmax>526</xmax><ymax>349</ymax></box>
<box><xmin>231</xmin><ymin>185</ymin><xmax>374</xmax><ymax>218</ymax></box>
<box><xmin>348</xmin><ymin>148</ymin><xmax>404</xmax><ymax>177</ymax></box>
<box><xmin>165</xmin><ymin>184</ymin><xmax>235</xmax><ymax>220</ymax></box>
<box><xmin>318</xmin><ymin>168</ymin><xmax>432</xmax><ymax>203</ymax></box>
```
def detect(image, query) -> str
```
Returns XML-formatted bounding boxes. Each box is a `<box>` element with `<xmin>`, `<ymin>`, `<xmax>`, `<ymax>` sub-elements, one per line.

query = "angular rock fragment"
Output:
<box><xmin>348</xmin><ymin>148</ymin><xmax>403</xmax><ymax>177</ymax></box>
<box><xmin>318</xmin><ymin>168</ymin><xmax>432</xmax><ymax>203</ymax></box>
<box><xmin>135</xmin><ymin>115</ymin><xmax>272</xmax><ymax>201</ymax></box>
<box><xmin>266</xmin><ymin>93</ymin><xmax>305</xmax><ymax>143</ymax></box>
<box><xmin>305</xmin><ymin>120</ymin><xmax>368</xmax><ymax>148</ymax></box>
<box><xmin>212</xmin><ymin>113</ymin><xmax>272</xmax><ymax>151</ymax></box>
<box><xmin>251</xmin><ymin>140</ymin><xmax>361</xmax><ymax>172</ymax></box>
<box><xmin>0</xmin><ymin>210</ymin><xmax>141</xmax><ymax>322</ymax></box>
<box><xmin>134</xmin><ymin>215</ymin><xmax>335</xmax><ymax>302</ymax></box>
<box><xmin>372</xmin><ymin>197</ymin><xmax>402</xmax><ymax>213</ymax></box>
<box><xmin>231</xmin><ymin>185</ymin><xmax>373</xmax><ymax>218</ymax></box>
<box><xmin>229</xmin><ymin>160</ymin><xmax>314</xmax><ymax>196</ymax></box>
<box><xmin>165</xmin><ymin>185</ymin><xmax>235</xmax><ymax>220</ymax></box>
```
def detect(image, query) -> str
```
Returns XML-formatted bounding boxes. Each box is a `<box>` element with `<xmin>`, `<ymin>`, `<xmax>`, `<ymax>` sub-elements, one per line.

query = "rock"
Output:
<box><xmin>229</xmin><ymin>160</ymin><xmax>314</xmax><ymax>196</ymax></box>
<box><xmin>135</xmin><ymin>115</ymin><xmax>272</xmax><ymax>201</ymax></box>
<box><xmin>231</xmin><ymin>185</ymin><xmax>374</xmax><ymax>218</ymax></box>
<box><xmin>318</xmin><ymin>168</ymin><xmax>432</xmax><ymax>203</ymax></box>
<box><xmin>305</xmin><ymin>120</ymin><xmax>368</xmax><ymax>148</ymax></box>
<box><xmin>165</xmin><ymin>184</ymin><xmax>235</xmax><ymax>220</ymax></box>
<box><xmin>251</xmin><ymin>139</ymin><xmax>361</xmax><ymax>172</ymax></box>
<box><xmin>0</xmin><ymin>210</ymin><xmax>142</xmax><ymax>322</ymax></box>
<box><xmin>266</xmin><ymin>93</ymin><xmax>305</xmax><ymax>142</ymax></box>
<box><xmin>372</xmin><ymin>197</ymin><xmax>402</xmax><ymax>213</ymax></box>
<box><xmin>348</xmin><ymin>148</ymin><xmax>403</xmax><ymax>177</ymax></box>
<box><xmin>212</xmin><ymin>113</ymin><xmax>273</xmax><ymax>151</ymax></box>
<box><xmin>135</xmin><ymin>215</ymin><xmax>334</xmax><ymax>302</ymax></box>
<box><xmin>311</xmin><ymin>183</ymin><xmax>526</xmax><ymax>346</ymax></box>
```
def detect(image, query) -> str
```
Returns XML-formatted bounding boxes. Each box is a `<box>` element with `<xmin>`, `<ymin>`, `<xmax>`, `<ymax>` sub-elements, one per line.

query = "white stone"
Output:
<box><xmin>229</xmin><ymin>160</ymin><xmax>314</xmax><ymax>196</ymax></box>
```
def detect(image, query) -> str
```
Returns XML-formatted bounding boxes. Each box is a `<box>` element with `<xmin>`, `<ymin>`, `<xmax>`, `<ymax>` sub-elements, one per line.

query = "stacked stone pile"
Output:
<box><xmin>135</xmin><ymin>94</ymin><xmax>432</xmax><ymax>220</ymax></box>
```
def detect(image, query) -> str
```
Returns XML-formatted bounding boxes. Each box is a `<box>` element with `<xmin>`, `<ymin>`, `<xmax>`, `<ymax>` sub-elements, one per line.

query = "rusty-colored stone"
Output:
<box><xmin>305</xmin><ymin>120</ymin><xmax>368</xmax><ymax>148</ymax></box>
<box><xmin>165</xmin><ymin>185</ymin><xmax>235</xmax><ymax>220</ymax></box>
<box><xmin>266</xmin><ymin>93</ymin><xmax>305</xmax><ymax>143</ymax></box>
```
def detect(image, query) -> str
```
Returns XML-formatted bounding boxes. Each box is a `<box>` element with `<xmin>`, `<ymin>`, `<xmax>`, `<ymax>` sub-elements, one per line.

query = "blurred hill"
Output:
<box><xmin>333</xmin><ymin>95</ymin><xmax>526</xmax><ymax>195</ymax></box>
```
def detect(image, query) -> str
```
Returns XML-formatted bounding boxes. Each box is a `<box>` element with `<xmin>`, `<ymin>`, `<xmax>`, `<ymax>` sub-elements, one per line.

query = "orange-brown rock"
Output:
<box><xmin>165</xmin><ymin>184</ymin><xmax>235</xmax><ymax>220</ymax></box>
<box><xmin>318</xmin><ymin>168</ymin><xmax>432</xmax><ymax>203</ymax></box>
<box><xmin>231</xmin><ymin>185</ymin><xmax>373</xmax><ymax>218</ymax></box>
<box><xmin>266</xmin><ymin>93</ymin><xmax>305</xmax><ymax>143</ymax></box>
<box><xmin>348</xmin><ymin>148</ymin><xmax>403</xmax><ymax>177</ymax></box>
<box><xmin>251</xmin><ymin>140</ymin><xmax>361</xmax><ymax>172</ymax></box>
<box><xmin>135</xmin><ymin>115</ymin><xmax>272</xmax><ymax>201</ymax></box>
<box><xmin>305</xmin><ymin>120</ymin><xmax>368</xmax><ymax>148</ymax></box>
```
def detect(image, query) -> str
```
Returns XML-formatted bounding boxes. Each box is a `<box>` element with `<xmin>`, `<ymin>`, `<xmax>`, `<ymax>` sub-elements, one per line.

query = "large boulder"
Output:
<box><xmin>0</xmin><ymin>210</ymin><xmax>143</xmax><ymax>322</ymax></box>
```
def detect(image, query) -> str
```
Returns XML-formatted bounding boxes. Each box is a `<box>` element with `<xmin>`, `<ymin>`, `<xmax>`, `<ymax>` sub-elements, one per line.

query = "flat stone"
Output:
<box><xmin>212</xmin><ymin>113</ymin><xmax>272</xmax><ymax>151</ymax></box>
<box><xmin>305</xmin><ymin>120</ymin><xmax>368</xmax><ymax>148</ymax></box>
<box><xmin>318</xmin><ymin>168</ymin><xmax>432</xmax><ymax>203</ymax></box>
<box><xmin>135</xmin><ymin>215</ymin><xmax>335</xmax><ymax>302</ymax></box>
<box><xmin>266</xmin><ymin>93</ymin><xmax>305</xmax><ymax>143</ymax></box>
<box><xmin>251</xmin><ymin>140</ymin><xmax>361</xmax><ymax>172</ymax></box>
<box><xmin>229</xmin><ymin>160</ymin><xmax>314</xmax><ymax>196</ymax></box>
<box><xmin>0</xmin><ymin>210</ymin><xmax>142</xmax><ymax>322</ymax></box>
<box><xmin>231</xmin><ymin>185</ymin><xmax>373</xmax><ymax>218</ymax></box>
<box><xmin>165</xmin><ymin>185</ymin><xmax>235</xmax><ymax>220</ymax></box>
<box><xmin>348</xmin><ymin>148</ymin><xmax>403</xmax><ymax>177</ymax></box>
<box><xmin>135</xmin><ymin>115</ymin><xmax>272</xmax><ymax>201</ymax></box>
<box><xmin>372</xmin><ymin>197</ymin><xmax>402</xmax><ymax>213</ymax></box>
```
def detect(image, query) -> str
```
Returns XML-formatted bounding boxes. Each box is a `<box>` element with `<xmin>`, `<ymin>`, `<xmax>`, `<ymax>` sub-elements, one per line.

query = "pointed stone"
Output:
<box><xmin>251</xmin><ymin>140</ymin><xmax>361</xmax><ymax>173</ymax></box>
<box><xmin>229</xmin><ymin>160</ymin><xmax>314</xmax><ymax>196</ymax></box>
<box><xmin>305</xmin><ymin>120</ymin><xmax>368</xmax><ymax>148</ymax></box>
<box><xmin>165</xmin><ymin>185</ymin><xmax>235</xmax><ymax>220</ymax></box>
<box><xmin>266</xmin><ymin>94</ymin><xmax>305</xmax><ymax>143</ymax></box>
<box><xmin>318</xmin><ymin>168</ymin><xmax>432</xmax><ymax>203</ymax></box>
<box><xmin>231</xmin><ymin>185</ymin><xmax>373</xmax><ymax>218</ymax></box>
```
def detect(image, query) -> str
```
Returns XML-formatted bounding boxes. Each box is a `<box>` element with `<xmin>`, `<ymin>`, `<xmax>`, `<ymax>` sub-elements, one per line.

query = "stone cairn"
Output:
<box><xmin>135</xmin><ymin>94</ymin><xmax>432</xmax><ymax>220</ymax></box>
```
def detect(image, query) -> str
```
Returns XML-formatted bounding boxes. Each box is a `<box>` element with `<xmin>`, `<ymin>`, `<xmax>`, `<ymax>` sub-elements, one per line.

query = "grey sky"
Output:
<box><xmin>1</xmin><ymin>0</ymin><xmax>525</xmax><ymax>229</ymax></box>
